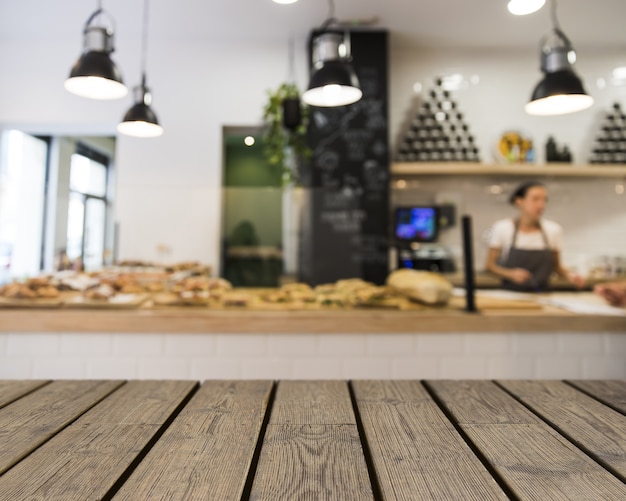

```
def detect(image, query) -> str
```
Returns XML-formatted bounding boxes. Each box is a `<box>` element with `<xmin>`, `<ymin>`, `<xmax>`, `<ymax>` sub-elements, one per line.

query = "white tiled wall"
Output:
<box><xmin>1</xmin><ymin>332</ymin><xmax>623</xmax><ymax>380</ymax></box>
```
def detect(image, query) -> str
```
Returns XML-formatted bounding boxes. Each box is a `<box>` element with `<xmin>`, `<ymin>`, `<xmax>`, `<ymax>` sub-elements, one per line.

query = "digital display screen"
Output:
<box><xmin>394</xmin><ymin>207</ymin><xmax>439</xmax><ymax>242</ymax></box>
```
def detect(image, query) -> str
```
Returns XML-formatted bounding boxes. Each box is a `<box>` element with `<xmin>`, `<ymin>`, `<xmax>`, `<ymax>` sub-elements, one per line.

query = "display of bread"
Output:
<box><xmin>386</xmin><ymin>269</ymin><xmax>453</xmax><ymax>305</ymax></box>
<box><xmin>0</xmin><ymin>262</ymin><xmax>454</xmax><ymax>310</ymax></box>
<box><xmin>170</xmin><ymin>276</ymin><xmax>232</xmax><ymax>303</ymax></box>
<box><xmin>0</xmin><ymin>276</ymin><xmax>61</xmax><ymax>299</ymax></box>
<box><xmin>83</xmin><ymin>284</ymin><xmax>116</xmax><ymax>301</ymax></box>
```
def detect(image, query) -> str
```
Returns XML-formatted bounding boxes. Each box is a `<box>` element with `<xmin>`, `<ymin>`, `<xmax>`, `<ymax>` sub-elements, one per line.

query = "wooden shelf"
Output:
<box><xmin>391</xmin><ymin>162</ymin><xmax>626</xmax><ymax>178</ymax></box>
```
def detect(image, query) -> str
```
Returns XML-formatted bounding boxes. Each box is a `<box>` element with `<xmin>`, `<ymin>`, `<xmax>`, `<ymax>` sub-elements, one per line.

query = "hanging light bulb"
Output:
<box><xmin>65</xmin><ymin>2</ymin><xmax>127</xmax><ymax>100</ymax></box>
<box><xmin>525</xmin><ymin>0</ymin><xmax>593</xmax><ymax>115</ymax></box>
<box><xmin>117</xmin><ymin>0</ymin><xmax>163</xmax><ymax>138</ymax></box>
<box><xmin>302</xmin><ymin>31</ymin><xmax>362</xmax><ymax>107</ymax></box>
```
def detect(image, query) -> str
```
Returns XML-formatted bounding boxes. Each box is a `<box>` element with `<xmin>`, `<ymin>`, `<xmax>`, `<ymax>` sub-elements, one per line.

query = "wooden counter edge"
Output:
<box><xmin>0</xmin><ymin>307</ymin><xmax>624</xmax><ymax>334</ymax></box>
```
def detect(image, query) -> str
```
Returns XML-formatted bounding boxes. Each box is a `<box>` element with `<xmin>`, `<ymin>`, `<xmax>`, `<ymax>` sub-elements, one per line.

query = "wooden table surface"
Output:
<box><xmin>0</xmin><ymin>379</ymin><xmax>624</xmax><ymax>500</ymax></box>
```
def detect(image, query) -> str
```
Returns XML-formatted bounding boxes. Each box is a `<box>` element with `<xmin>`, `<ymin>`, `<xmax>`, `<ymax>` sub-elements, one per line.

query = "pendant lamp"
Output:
<box><xmin>302</xmin><ymin>0</ymin><xmax>362</xmax><ymax>108</ymax></box>
<box><xmin>525</xmin><ymin>0</ymin><xmax>593</xmax><ymax>115</ymax></box>
<box><xmin>302</xmin><ymin>31</ymin><xmax>362</xmax><ymax>107</ymax></box>
<box><xmin>65</xmin><ymin>2</ymin><xmax>127</xmax><ymax>100</ymax></box>
<box><xmin>117</xmin><ymin>0</ymin><xmax>163</xmax><ymax>138</ymax></box>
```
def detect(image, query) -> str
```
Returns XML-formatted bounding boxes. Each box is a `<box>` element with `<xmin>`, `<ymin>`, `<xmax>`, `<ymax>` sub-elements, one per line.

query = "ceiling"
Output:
<box><xmin>2</xmin><ymin>0</ymin><xmax>626</xmax><ymax>52</ymax></box>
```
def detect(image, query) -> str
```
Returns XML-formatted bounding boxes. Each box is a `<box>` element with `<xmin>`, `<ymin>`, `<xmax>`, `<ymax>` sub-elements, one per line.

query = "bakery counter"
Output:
<box><xmin>0</xmin><ymin>298</ymin><xmax>624</xmax><ymax>334</ymax></box>
<box><xmin>1</xmin><ymin>292</ymin><xmax>624</xmax><ymax>381</ymax></box>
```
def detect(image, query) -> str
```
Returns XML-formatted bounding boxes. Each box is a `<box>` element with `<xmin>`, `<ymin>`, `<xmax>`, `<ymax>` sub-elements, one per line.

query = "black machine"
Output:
<box><xmin>392</xmin><ymin>206</ymin><xmax>456</xmax><ymax>273</ymax></box>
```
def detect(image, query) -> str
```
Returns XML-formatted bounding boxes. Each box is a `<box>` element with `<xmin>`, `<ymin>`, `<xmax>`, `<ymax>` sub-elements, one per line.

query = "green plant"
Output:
<box><xmin>262</xmin><ymin>83</ymin><xmax>311</xmax><ymax>185</ymax></box>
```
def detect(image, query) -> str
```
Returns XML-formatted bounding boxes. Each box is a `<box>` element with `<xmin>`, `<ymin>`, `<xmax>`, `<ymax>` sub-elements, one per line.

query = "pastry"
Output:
<box><xmin>386</xmin><ymin>269</ymin><xmax>453</xmax><ymax>305</ymax></box>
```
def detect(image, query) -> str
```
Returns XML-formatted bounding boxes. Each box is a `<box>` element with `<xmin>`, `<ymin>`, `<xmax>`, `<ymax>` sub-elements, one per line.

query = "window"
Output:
<box><xmin>0</xmin><ymin>130</ymin><xmax>49</xmax><ymax>283</ymax></box>
<box><xmin>65</xmin><ymin>145</ymin><xmax>110</xmax><ymax>272</ymax></box>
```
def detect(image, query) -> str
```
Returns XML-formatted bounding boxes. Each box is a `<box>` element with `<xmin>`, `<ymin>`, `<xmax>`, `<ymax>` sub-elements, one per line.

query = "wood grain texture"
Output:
<box><xmin>0</xmin><ymin>380</ymin><xmax>196</xmax><ymax>501</ymax></box>
<box><xmin>428</xmin><ymin>380</ymin><xmax>626</xmax><ymax>500</ymax></box>
<box><xmin>352</xmin><ymin>380</ymin><xmax>508</xmax><ymax>500</ymax></box>
<box><xmin>426</xmin><ymin>380</ymin><xmax>538</xmax><ymax>425</ymax></box>
<box><xmin>1</xmin><ymin>379</ymin><xmax>625</xmax><ymax>500</ymax></box>
<box><xmin>0</xmin><ymin>379</ymin><xmax>123</xmax><ymax>475</ymax></box>
<box><xmin>1</xmin><ymin>307</ymin><xmax>624</xmax><ymax>333</ymax></box>
<box><xmin>112</xmin><ymin>380</ymin><xmax>273</xmax><ymax>501</ymax></box>
<box><xmin>250</xmin><ymin>381</ymin><xmax>373</xmax><ymax>500</ymax></box>
<box><xmin>568</xmin><ymin>379</ymin><xmax>626</xmax><ymax>414</ymax></box>
<box><xmin>499</xmin><ymin>380</ymin><xmax>626</xmax><ymax>478</ymax></box>
<box><xmin>269</xmin><ymin>380</ymin><xmax>358</xmax><ymax>425</ymax></box>
<box><xmin>0</xmin><ymin>379</ymin><xmax>48</xmax><ymax>408</ymax></box>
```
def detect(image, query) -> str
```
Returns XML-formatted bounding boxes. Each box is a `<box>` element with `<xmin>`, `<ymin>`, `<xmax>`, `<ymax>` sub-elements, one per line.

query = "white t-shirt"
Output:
<box><xmin>488</xmin><ymin>218</ymin><xmax>562</xmax><ymax>261</ymax></box>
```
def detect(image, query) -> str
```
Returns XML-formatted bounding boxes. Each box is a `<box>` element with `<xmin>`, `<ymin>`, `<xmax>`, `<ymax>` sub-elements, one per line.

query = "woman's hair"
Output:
<box><xmin>509</xmin><ymin>181</ymin><xmax>545</xmax><ymax>205</ymax></box>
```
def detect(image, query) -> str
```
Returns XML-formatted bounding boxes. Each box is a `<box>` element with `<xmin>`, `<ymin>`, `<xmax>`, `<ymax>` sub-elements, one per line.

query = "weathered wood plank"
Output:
<box><xmin>568</xmin><ymin>379</ymin><xmax>626</xmax><ymax>414</ymax></box>
<box><xmin>268</xmin><ymin>379</ymin><xmax>358</xmax><ymax>425</ymax></box>
<box><xmin>0</xmin><ymin>380</ymin><xmax>197</xmax><ymax>501</ymax></box>
<box><xmin>428</xmin><ymin>380</ymin><xmax>626</xmax><ymax>500</ymax></box>
<box><xmin>112</xmin><ymin>380</ymin><xmax>273</xmax><ymax>501</ymax></box>
<box><xmin>250</xmin><ymin>380</ymin><xmax>374</xmax><ymax>500</ymax></box>
<box><xmin>499</xmin><ymin>380</ymin><xmax>626</xmax><ymax>478</ymax></box>
<box><xmin>427</xmin><ymin>379</ymin><xmax>538</xmax><ymax>425</ymax></box>
<box><xmin>0</xmin><ymin>380</ymin><xmax>123</xmax><ymax>475</ymax></box>
<box><xmin>352</xmin><ymin>380</ymin><xmax>508</xmax><ymax>500</ymax></box>
<box><xmin>0</xmin><ymin>380</ymin><xmax>49</xmax><ymax>409</ymax></box>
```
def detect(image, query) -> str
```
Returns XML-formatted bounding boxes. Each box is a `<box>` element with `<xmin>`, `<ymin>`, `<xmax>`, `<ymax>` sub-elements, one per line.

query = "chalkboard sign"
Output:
<box><xmin>300</xmin><ymin>30</ymin><xmax>389</xmax><ymax>285</ymax></box>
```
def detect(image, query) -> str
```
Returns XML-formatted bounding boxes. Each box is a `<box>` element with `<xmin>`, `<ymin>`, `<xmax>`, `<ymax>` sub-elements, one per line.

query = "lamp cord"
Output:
<box><xmin>321</xmin><ymin>0</ymin><xmax>337</xmax><ymax>29</ymax></box>
<box><xmin>550</xmin><ymin>0</ymin><xmax>561</xmax><ymax>31</ymax></box>
<box><xmin>547</xmin><ymin>0</ymin><xmax>573</xmax><ymax>50</ymax></box>
<box><xmin>84</xmin><ymin>1</ymin><xmax>115</xmax><ymax>38</ymax></box>
<box><xmin>287</xmin><ymin>35</ymin><xmax>296</xmax><ymax>84</ymax></box>
<box><xmin>141</xmin><ymin>0</ymin><xmax>149</xmax><ymax>85</ymax></box>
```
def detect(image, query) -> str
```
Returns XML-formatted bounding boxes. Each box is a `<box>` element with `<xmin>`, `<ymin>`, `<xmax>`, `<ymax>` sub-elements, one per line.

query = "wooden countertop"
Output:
<box><xmin>0</xmin><ymin>292</ymin><xmax>624</xmax><ymax>333</ymax></box>
<box><xmin>0</xmin><ymin>379</ymin><xmax>624</xmax><ymax>499</ymax></box>
<box><xmin>444</xmin><ymin>272</ymin><xmax>615</xmax><ymax>290</ymax></box>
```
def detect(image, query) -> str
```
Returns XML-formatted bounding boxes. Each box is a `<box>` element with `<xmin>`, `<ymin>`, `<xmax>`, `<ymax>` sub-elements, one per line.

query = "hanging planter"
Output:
<box><xmin>281</xmin><ymin>96</ymin><xmax>302</xmax><ymax>130</ymax></box>
<box><xmin>262</xmin><ymin>83</ymin><xmax>311</xmax><ymax>185</ymax></box>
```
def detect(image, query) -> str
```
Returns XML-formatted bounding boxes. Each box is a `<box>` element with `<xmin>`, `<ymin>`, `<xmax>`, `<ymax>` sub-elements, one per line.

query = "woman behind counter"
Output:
<box><xmin>485</xmin><ymin>181</ymin><xmax>584</xmax><ymax>292</ymax></box>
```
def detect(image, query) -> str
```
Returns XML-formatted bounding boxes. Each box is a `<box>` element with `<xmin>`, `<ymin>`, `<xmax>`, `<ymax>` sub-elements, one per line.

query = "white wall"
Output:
<box><xmin>389</xmin><ymin>47</ymin><xmax>626</xmax><ymax>164</ymax></box>
<box><xmin>1</xmin><ymin>25</ymin><xmax>625</xmax><ymax>272</ymax></box>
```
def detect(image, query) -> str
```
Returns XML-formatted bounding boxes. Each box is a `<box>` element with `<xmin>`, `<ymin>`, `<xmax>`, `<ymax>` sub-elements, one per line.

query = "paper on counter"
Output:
<box><xmin>537</xmin><ymin>293</ymin><xmax>626</xmax><ymax>317</ymax></box>
<box><xmin>453</xmin><ymin>288</ymin><xmax>535</xmax><ymax>301</ymax></box>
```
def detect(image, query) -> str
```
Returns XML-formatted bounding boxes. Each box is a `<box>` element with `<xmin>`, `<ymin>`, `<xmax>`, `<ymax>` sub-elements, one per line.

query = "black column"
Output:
<box><xmin>300</xmin><ymin>30</ymin><xmax>389</xmax><ymax>286</ymax></box>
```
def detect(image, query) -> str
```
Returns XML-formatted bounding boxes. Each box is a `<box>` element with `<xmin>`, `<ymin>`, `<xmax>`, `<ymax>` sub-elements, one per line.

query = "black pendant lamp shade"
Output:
<box><xmin>531</xmin><ymin>70</ymin><xmax>593</xmax><ymax>102</ymax></box>
<box><xmin>65</xmin><ymin>8</ymin><xmax>127</xmax><ymax>100</ymax></box>
<box><xmin>118</xmin><ymin>0</ymin><xmax>163</xmax><ymax>138</ymax></box>
<box><xmin>117</xmin><ymin>77</ymin><xmax>163</xmax><ymax>138</ymax></box>
<box><xmin>303</xmin><ymin>31</ymin><xmax>362</xmax><ymax>107</ymax></box>
<box><xmin>525</xmin><ymin>4</ymin><xmax>592</xmax><ymax>115</ymax></box>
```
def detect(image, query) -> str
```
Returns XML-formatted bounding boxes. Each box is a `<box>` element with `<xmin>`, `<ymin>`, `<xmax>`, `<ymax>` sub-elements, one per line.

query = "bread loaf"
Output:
<box><xmin>386</xmin><ymin>269</ymin><xmax>453</xmax><ymax>305</ymax></box>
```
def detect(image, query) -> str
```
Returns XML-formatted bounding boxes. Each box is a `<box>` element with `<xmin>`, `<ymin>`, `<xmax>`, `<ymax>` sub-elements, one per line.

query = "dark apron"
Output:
<box><xmin>501</xmin><ymin>221</ymin><xmax>554</xmax><ymax>292</ymax></box>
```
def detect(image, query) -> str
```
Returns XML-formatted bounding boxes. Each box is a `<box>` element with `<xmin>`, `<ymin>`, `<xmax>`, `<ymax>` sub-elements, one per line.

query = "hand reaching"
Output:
<box><xmin>594</xmin><ymin>281</ymin><xmax>626</xmax><ymax>307</ymax></box>
<box><xmin>508</xmin><ymin>268</ymin><xmax>531</xmax><ymax>284</ymax></box>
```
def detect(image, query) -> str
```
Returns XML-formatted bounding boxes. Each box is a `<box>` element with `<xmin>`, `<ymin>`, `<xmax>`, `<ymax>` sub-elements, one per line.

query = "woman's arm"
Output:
<box><xmin>485</xmin><ymin>247</ymin><xmax>530</xmax><ymax>284</ymax></box>
<box><xmin>552</xmin><ymin>250</ymin><xmax>585</xmax><ymax>288</ymax></box>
